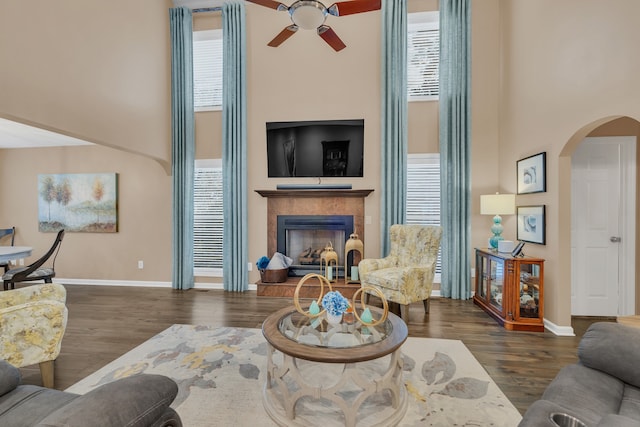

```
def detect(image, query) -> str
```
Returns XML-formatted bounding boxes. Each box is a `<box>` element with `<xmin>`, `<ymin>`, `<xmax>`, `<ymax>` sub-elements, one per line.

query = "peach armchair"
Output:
<box><xmin>359</xmin><ymin>225</ymin><xmax>442</xmax><ymax>321</ymax></box>
<box><xmin>0</xmin><ymin>283</ymin><xmax>68</xmax><ymax>387</ymax></box>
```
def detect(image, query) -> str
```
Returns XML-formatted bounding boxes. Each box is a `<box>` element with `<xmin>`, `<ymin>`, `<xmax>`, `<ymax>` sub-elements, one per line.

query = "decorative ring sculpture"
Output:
<box><xmin>351</xmin><ymin>286</ymin><xmax>389</xmax><ymax>327</ymax></box>
<box><xmin>293</xmin><ymin>273</ymin><xmax>332</xmax><ymax>318</ymax></box>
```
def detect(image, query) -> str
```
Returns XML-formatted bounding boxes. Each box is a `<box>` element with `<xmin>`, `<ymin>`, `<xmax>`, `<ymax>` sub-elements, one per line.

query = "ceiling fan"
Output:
<box><xmin>246</xmin><ymin>0</ymin><xmax>381</xmax><ymax>52</ymax></box>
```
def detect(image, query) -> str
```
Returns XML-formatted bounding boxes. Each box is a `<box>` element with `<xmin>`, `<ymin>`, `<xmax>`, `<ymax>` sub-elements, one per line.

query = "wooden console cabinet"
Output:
<box><xmin>473</xmin><ymin>248</ymin><xmax>545</xmax><ymax>332</ymax></box>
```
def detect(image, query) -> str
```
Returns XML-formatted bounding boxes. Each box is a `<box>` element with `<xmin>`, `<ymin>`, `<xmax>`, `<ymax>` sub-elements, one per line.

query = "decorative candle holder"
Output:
<box><xmin>344</xmin><ymin>231</ymin><xmax>364</xmax><ymax>284</ymax></box>
<box><xmin>320</xmin><ymin>242</ymin><xmax>338</xmax><ymax>283</ymax></box>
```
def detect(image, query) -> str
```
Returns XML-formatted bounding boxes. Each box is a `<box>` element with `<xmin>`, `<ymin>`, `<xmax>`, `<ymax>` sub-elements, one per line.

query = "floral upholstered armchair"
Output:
<box><xmin>359</xmin><ymin>225</ymin><xmax>442</xmax><ymax>322</ymax></box>
<box><xmin>0</xmin><ymin>283</ymin><xmax>68</xmax><ymax>388</ymax></box>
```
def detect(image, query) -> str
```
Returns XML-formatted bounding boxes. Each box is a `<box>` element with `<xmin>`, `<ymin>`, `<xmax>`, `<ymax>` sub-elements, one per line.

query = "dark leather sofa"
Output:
<box><xmin>0</xmin><ymin>360</ymin><xmax>182</xmax><ymax>426</ymax></box>
<box><xmin>519</xmin><ymin>322</ymin><xmax>640</xmax><ymax>427</ymax></box>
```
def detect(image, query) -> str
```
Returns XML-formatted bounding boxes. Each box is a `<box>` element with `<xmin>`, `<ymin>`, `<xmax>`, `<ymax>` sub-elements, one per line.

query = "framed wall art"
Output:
<box><xmin>517</xmin><ymin>152</ymin><xmax>546</xmax><ymax>194</ymax></box>
<box><xmin>38</xmin><ymin>173</ymin><xmax>118</xmax><ymax>233</ymax></box>
<box><xmin>517</xmin><ymin>205</ymin><xmax>545</xmax><ymax>245</ymax></box>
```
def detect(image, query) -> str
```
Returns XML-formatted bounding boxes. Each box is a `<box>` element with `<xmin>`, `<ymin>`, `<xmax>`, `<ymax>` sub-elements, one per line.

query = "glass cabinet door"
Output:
<box><xmin>476</xmin><ymin>253</ymin><xmax>487</xmax><ymax>300</ymax></box>
<box><xmin>489</xmin><ymin>259</ymin><xmax>504</xmax><ymax>312</ymax></box>
<box><xmin>518</xmin><ymin>263</ymin><xmax>541</xmax><ymax>319</ymax></box>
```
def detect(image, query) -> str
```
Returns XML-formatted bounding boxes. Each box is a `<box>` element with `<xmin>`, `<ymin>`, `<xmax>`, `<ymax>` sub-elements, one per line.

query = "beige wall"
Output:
<box><xmin>0</xmin><ymin>0</ymin><xmax>174</xmax><ymax>172</ymax></box>
<box><xmin>2</xmin><ymin>1</ymin><xmax>639</xmax><ymax>329</ymax></box>
<box><xmin>0</xmin><ymin>146</ymin><xmax>172</xmax><ymax>281</ymax></box>
<box><xmin>497</xmin><ymin>0</ymin><xmax>640</xmax><ymax>327</ymax></box>
<box><xmin>470</xmin><ymin>0</ymin><xmax>502</xmax><ymax>247</ymax></box>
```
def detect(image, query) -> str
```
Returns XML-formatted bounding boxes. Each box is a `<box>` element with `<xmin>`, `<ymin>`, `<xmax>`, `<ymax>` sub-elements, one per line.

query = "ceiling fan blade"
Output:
<box><xmin>268</xmin><ymin>25</ymin><xmax>298</xmax><ymax>47</ymax></box>
<box><xmin>327</xmin><ymin>0</ymin><xmax>381</xmax><ymax>17</ymax></box>
<box><xmin>318</xmin><ymin>25</ymin><xmax>346</xmax><ymax>52</ymax></box>
<box><xmin>246</xmin><ymin>0</ymin><xmax>288</xmax><ymax>11</ymax></box>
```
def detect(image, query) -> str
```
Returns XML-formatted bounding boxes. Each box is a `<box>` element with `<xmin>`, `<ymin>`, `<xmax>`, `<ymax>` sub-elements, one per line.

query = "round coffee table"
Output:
<box><xmin>262</xmin><ymin>305</ymin><xmax>408</xmax><ymax>427</ymax></box>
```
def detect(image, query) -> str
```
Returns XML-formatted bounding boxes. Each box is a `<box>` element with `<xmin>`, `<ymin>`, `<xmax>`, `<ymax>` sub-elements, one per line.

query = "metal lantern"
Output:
<box><xmin>344</xmin><ymin>231</ymin><xmax>364</xmax><ymax>284</ymax></box>
<box><xmin>320</xmin><ymin>242</ymin><xmax>338</xmax><ymax>282</ymax></box>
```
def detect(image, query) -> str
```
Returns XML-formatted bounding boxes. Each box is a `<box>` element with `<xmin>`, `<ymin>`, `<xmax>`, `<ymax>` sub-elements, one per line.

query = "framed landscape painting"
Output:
<box><xmin>517</xmin><ymin>152</ymin><xmax>546</xmax><ymax>194</ymax></box>
<box><xmin>517</xmin><ymin>205</ymin><xmax>545</xmax><ymax>245</ymax></box>
<box><xmin>38</xmin><ymin>173</ymin><xmax>118</xmax><ymax>233</ymax></box>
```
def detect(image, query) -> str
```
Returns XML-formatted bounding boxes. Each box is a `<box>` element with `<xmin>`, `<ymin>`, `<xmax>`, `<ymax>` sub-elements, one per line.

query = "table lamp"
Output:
<box><xmin>480</xmin><ymin>193</ymin><xmax>515</xmax><ymax>249</ymax></box>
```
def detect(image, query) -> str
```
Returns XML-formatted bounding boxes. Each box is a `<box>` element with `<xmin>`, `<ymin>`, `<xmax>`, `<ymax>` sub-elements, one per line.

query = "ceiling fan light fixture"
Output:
<box><xmin>290</xmin><ymin>1</ymin><xmax>327</xmax><ymax>30</ymax></box>
<box><xmin>247</xmin><ymin>0</ymin><xmax>381</xmax><ymax>51</ymax></box>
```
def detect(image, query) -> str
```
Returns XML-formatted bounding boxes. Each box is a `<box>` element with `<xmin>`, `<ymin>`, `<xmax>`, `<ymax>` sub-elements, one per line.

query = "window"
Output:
<box><xmin>406</xmin><ymin>154</ymin><xmax>441</xmax><ymax>276</ymax></box>
<box><xmin>193</xmin><ymin>30</ymin><xmax>223</xmax><ymax>111</ymax></box>
<box><xmin>408</xmin><ymin>11</ymin><xmax>439</xmax><ymax>101</ymax></box>
<box><xmin>194</xmin><ymin>159</ymin><xmax>223</xmax><ymax>276</ymax></box>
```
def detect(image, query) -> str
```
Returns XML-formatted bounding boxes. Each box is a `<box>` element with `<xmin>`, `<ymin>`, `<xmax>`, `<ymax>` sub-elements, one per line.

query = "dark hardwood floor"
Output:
<box><xmin>18</xmin><ymin>285</ymin><xmax>611</xmax><ymax>415</ymax></box>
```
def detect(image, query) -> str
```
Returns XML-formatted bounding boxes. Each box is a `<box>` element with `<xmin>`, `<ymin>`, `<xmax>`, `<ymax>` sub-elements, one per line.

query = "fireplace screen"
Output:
<box><xmin>288</xmin><ymin>229</ymin><xmax>345</xmax><ymax>266</ymax></box>
<box><xmin>277</xmin><ymin>215</ymin><xmax>354</xmax><ymax>277</ymax></box>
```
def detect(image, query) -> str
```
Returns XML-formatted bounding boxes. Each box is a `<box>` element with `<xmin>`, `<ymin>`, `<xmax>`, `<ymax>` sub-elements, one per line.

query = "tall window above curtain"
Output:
<box><xmin>406</xmin><ymin>153</ymin><xmax>442</xmax><ymax>278</ymax></box>
<box><xmin>194</xmin><ymin>159</ymin><xmax>223</xmax><ymax>276</ymax></box>
<box><xmin>408</xmin><ymin>11</ymin><xmax>440</xmax><ymax>101</ymax></box>
<box><xmin>193</xmin><ymin>30</ymin><xmax>223</xmax><ymax>111</ymax></box>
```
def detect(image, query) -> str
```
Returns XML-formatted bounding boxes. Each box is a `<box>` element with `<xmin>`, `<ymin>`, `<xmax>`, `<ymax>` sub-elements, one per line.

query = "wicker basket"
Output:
<box><xmin>260</xmin><ymin>268</ymin><xmax>289</xmax><ymax>283</ymax></box>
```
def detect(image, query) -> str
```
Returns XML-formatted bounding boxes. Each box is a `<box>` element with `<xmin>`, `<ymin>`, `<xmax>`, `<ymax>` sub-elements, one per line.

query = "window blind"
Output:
<box><xmin>194</xmin><ymin>160</ymin><xmax>223</xmax><ymax>273</ymax></box>
<box><xmin>193</xmin><ymin>30</ymin><xmax>222</xmax><ymax>110</ymax></box>
<box><xmin>408</xmin><ymin>12</ymin><xmax>440</xmax><ymax>101</ymax></box>
<box><xmin>407</xmin><ymin>154</ymin><xmax>441</xmax><ymax>274</ymax></box>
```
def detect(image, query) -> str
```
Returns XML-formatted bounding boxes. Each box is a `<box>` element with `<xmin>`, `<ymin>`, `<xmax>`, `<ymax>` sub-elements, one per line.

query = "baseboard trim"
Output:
<box><xmin>53</xmin><ymin>278</ymin><xmax>257</xmax><ymax>291</ymax></box>
<box><xmin>543</xmin><ymin>318</ymin><xmax>575</xmax><ymax>336</ymax></box>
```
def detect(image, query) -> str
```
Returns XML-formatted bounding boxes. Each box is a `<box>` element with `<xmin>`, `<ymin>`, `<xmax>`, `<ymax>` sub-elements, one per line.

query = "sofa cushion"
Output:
<box><xmin>0</xmin><ymin>385</ymin><xmax>78</xmax><ymax>426</ymax></box>
<box><xmin>364</xmin><ymin>268</ymin><xmax>407</xmax><ymax>291</ymax></box>
<box><xmin>596</xmin><ymin>414</ymin><xmax>640</xmax><ymax>427</ymax></box>
<box><xmin>362</xmin><ymin>267</ymin><xmax>433</xmax><ymax>305</ymax></box>
<box><xmin>0</xmin><ymin>360</ymin><xmax>20</xmax><ymax>396</ymax></box>
<box><xmin>541</xmin><ymin>364</ymin><xmax>624</xmax><ymax>426</ymax></box>
<box><xmin>37</xmin><ymin>374</ymin><xmax>178</xmax><ymax>427</ymax></box>
<box><xmin>620</xmin><ymin>385</ymin><xmax>640</xmax><ymax>421</ymax></box>
<box><xmin>579</xmin><ymin>322</ymin><xmax>640</xmax><ymax>389</ymax></box>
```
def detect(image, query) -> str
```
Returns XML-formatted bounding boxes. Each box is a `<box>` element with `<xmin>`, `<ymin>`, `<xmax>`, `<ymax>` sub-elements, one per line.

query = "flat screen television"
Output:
<box><xmin>266</xmin><ymin>119</ymin><xmax>364</xmax><ymax>178</ymax></box>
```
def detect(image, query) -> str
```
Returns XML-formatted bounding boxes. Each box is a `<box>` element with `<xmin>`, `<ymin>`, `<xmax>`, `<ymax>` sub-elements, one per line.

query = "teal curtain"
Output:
<box><xmin>439</xmin><ymin>0</ymin><xmax>472</xmax><ymax>299</ymax></box>
<box><xmin>222</xmin><ymin>1</ymin><xmax>248</xmax><ymax>292</ymax></box>
<box><xmin>170</xmin><ymin>7</ymin><xmax>195</xmax><ymax>290</ymax></box>
<box><xmin>380</xmin><ymin>0</ymin><xmax>407</xmax><ymax>256</ymax></box>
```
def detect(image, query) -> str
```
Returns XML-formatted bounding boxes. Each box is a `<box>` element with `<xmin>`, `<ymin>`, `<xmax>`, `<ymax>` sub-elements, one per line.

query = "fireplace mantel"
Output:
<box><xmin>256</xmin><ymin>189</ymin><xmax>374</xmax><ymax>199</ymax></box>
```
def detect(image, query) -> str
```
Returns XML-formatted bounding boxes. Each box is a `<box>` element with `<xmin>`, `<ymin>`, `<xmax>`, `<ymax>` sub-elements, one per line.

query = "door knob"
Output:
<box><xmin>610</xmin><ymin>236</ymin><xmax>622</xmax><ymax>243</ymax></box>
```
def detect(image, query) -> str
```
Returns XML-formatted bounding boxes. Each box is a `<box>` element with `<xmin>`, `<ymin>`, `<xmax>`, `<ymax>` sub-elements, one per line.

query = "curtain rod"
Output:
<box><xmin>193</xmin><ymin>7</ymin><xmax>222</xmax><ymax>13</ymax></box>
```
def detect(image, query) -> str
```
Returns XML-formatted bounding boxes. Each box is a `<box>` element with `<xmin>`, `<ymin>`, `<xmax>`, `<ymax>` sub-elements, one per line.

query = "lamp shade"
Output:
<box><xmin>480</xmin><ymin>193</ymin><xmax>515</xmax><ymax>216</ymax></box>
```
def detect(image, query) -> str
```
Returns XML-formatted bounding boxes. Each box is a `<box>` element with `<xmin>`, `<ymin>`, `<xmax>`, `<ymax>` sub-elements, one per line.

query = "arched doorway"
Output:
<box><xmin>559</xmin><ymin>116</ymin><xmax>640</xmax><ymax>318</ymax></box>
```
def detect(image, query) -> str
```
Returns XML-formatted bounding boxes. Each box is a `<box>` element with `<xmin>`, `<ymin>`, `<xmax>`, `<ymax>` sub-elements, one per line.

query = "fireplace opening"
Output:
<box><xmin>277</xmin><ymin>215</ymin><xmax>354</xmax><ymax>277</ymax></box>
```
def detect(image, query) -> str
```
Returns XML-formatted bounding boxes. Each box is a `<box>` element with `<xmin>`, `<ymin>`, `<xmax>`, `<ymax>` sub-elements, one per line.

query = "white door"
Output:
<box><xmin>571</xmin><ymin>136</ymin><xmax>636</xmax><ymax>316</ymax></box>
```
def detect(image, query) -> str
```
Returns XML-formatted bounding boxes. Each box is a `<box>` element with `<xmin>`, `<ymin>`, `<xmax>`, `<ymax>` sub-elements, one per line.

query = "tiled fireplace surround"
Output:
<box><xmin>255</xmin><ymin>189</ymin><xmax>373</xmax><ymax>297</ymax></box>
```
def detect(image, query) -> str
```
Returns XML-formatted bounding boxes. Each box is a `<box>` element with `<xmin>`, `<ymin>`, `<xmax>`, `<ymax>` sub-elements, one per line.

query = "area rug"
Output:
<box><xmin>66</xmin><ymin>325</ymin><xmax>522</xmax><ymax>426</ymax></box>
